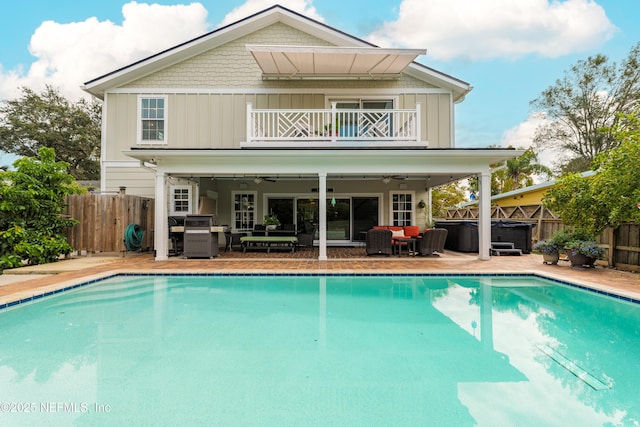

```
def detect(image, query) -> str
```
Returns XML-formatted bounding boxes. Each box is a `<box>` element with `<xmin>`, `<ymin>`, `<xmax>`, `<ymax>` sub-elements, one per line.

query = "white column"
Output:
<box><xmin>415</xmin><ymin>102</ymin><xmax>422</xmax><ymax>143</ymax></box>
<box><xmin>318</xmin><ymin>172</ymin><xmax>328</xmax><ymax>260</ymax></box>
<box><xmin>330</xmin><ymin>102</ymin><xmax>337</xmax><ymax>143</ymax></box>
<box><xmin>154</xmin><ymin>171</ymin><xmax>168</xmax><ymax>261</ymax></box>
<box><xmin>246</xmin><ymin>102</ymin><xmax>252</xmax><ymax>143</ymax></box>
<box><xmin>426</xmin><ymin>187</ymin><xmax>433</xmax><ymax>227</ymax></box>
<box><xmin>478</xmin><ymin>171</ymin><xmax>491</xmax><ymax>260</ymax></box>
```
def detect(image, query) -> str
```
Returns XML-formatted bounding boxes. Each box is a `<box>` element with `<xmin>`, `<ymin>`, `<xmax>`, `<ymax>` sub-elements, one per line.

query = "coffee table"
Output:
<box><xmin>393</xmin><ymin>237</ymin><xmax>417</xmax><ymax>256</ymax></box>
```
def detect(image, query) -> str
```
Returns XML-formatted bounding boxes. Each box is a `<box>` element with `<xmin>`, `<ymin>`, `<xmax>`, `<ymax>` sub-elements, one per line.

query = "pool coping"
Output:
<box><xmin>2</xmin><ymin>267</ymin><xmax>639</xmax><ymax>311</ymax></box>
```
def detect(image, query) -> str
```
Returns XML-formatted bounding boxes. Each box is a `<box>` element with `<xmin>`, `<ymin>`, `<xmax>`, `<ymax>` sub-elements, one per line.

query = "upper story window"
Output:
<box><xmin>334</xmin><ymin>99</ymin><xmax>394</xmax><ymax>110</ymax></box>
<box><xmin>138</xmin><ymin>96</ymin><xmax>167</xmax><ymax>144</ymax></box>
<box><xmin>331</xmin><ymin>98</ymin><xmax>395</xmax><ymax>137</ymax></box>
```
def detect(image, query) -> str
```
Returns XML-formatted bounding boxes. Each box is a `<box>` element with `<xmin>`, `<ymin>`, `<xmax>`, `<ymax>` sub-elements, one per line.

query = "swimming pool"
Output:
<box><xmin>0</xmin><ymin>273</ymin><xmax>638</xmax><ymax>426</ymax></box>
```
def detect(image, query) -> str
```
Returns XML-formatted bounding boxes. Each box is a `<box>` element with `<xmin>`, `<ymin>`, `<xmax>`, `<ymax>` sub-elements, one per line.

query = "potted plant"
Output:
<box><xmin>263</xmin><ymin>214</ymin><xmax>281</xmax><ymax>231</ymax></box>
<box><xmin>549</xmin><ymin>229</ymin><xmax>576</xmax><ymax>252</ymax></box>
<box><xmin>533</xmin><ymin>240</ymin><xmax>560</xmax><ymax>265</ymax></box>
<box><xmin>322</xmin><ymin>118</ymin><xmax>341</xmax><ymax>136</ymax></box>
<box><xmin>565</xmin><ymin>239</ymin><xmax>605</xmax><ymax>268</ymax></box>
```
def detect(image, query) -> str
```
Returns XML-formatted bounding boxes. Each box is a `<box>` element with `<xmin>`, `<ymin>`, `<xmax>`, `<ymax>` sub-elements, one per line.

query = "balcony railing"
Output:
<box><xmin>245</xmin><ymin>102</ymin><xmax>423</xmax><ymax>146</ymax></box>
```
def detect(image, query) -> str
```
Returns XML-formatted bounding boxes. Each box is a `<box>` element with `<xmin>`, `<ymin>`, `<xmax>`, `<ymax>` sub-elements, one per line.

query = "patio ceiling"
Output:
<box><xmin>246</xmin><ymin>45</ymin><xmax>426</xmax><ymax>80</ymax></box>
<box><xmin>124</xmin><ymin>147</ymin><xmax>523</xmax><ymax>190</ymax></box>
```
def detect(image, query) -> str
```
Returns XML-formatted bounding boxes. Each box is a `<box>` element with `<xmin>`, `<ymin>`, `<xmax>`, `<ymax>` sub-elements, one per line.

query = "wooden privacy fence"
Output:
<box><xmin>444</xmin><ymin>204</ymin><xmax>640</xmax><ymax>272</ymax></box>
<box><xmin>63</xmin><ymin>189</ymin><xmax>155</xmax><ymax>255</ymax></box>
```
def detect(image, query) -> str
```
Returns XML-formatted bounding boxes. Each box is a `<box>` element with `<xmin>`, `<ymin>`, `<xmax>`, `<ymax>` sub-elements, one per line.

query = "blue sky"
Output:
<box><xmin>1</xmin><ymin>0</ymin><xmax>639</xmax><ymax>168</ymax></box>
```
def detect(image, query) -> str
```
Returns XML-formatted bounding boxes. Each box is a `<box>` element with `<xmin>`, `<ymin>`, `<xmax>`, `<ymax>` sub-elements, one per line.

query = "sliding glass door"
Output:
<box><xmin>352</xmin><ymin>197</ymin><xmax>379</xmax><ymax>241</ymax></box>
<box><xmin>267</xmin><ymin>198</ymin><xmax>294</xmax><ymax>228</ymax></box>
<box><xmin>296</xmin><ymin>198</ymin><xmax>318</xmax><ymax>236</ymax></box>
<box><xmin>327</xmin><ymin>199</ymin><xmax>350</xmax><ymax>240</ymax></box>
<box><xmin>271</xmin><ymin>195</ymin><xmax>380</xmax><ymax>242</ymax></box>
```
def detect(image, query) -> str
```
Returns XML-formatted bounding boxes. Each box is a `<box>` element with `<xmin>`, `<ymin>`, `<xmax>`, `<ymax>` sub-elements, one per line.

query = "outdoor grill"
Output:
<box><xmin>183</xmin><ymin>215</ymin><xmax>219</xmax><ymax>258</ymax></box>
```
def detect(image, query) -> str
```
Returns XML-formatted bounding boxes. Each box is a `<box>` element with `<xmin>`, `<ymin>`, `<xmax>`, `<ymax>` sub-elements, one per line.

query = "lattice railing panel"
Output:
<box><xmin>248</xmin><ymin>106</ymin><xmax>419</xmax><ymax>143</ymax></box>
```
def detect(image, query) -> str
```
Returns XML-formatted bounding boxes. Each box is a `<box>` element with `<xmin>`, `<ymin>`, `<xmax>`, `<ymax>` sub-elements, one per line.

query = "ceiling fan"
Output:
<box><xmin>382</xmin><ymin>175</ymin><xmax>408</xmax><ymax>184</ymax></box>
<box><xmin>253</xmin><ymin>176</ymin><xmax>277</xmax><ymax>184</ymax></box>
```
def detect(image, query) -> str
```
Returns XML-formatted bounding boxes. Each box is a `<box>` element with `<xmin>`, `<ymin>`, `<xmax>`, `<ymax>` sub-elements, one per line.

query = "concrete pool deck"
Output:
<box><xmin>1</xmin><ymin>249</ymin><xmax>639</xmax><ymax>306</ymax></box>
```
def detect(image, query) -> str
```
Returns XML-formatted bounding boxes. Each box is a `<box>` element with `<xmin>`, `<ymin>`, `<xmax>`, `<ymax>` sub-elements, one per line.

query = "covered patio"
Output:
<box><xmin>124</xmin><ymin>148</ymin><xmax>520</xmax><ymax>262</ymax></box>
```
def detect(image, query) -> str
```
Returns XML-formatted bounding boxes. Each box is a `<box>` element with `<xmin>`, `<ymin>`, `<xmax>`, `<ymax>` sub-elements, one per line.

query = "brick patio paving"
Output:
<box><xmin>1</xmin><ymin>247</ymin><xmax>639</xmax><ymax>306</ymax></box>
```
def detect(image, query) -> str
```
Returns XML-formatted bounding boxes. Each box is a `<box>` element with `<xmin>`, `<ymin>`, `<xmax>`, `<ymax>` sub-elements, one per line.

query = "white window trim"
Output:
<box><xmin>232</xmin><ymin>191</ymin><xmax>258</xmax><ymax>232</ymax></box>
<box><xmin>325</xmin><ymin>96</ymin><xmax>399</xmax><ymax>109</ymax></box>
<box><xmin>169</xmin><ymin>185</ymin><xmax>192</xmax><ymax>216</ymax></box>
<box><xmin>137</xmin><ymin>95</ymin><xmax>168</xmax><ymax>145</ymax></box>
<box><xmin>389</xmin><ymin>191</ymin><xmax>416</xmax><ymax>226</ymax></box>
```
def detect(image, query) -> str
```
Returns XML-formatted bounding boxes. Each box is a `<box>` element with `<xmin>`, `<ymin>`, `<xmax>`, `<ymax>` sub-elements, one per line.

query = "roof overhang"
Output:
<box><xmin>246</xmin><ymin>45</ymin><xmax>426</xmax><ymax>80</ymax></box>
<box><xmin>123</xmin><ymin>148</ymin><xmax>522</xmax><ymax>189</ymax></box>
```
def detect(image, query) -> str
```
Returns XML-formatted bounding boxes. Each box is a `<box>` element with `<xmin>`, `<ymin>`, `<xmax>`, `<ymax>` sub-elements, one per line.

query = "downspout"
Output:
<box><xmin>100</xmin><ymin>96</ymin><xmax>108</xmax><ymax>192</ymax></box>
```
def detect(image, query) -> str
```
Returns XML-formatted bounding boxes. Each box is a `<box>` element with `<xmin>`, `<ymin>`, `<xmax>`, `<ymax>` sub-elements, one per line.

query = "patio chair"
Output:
<box><xmin>366</xmin><ymin>229</ymin><xmax>393</xmax><ymax>256</ymax></box>
<box><xmin>296</xmin><ymin>225</ymin><xmax>316</xmax><ymax>249</ymax></box>
<box><xmin>417</xmin><ymin>228</ymin><xmax>448</xmax><ymax>256</ymax></box>
<box><xmin>433</xmin><ymin>228</ymin><xmax>448</xmax><ymax>254</ymax></box>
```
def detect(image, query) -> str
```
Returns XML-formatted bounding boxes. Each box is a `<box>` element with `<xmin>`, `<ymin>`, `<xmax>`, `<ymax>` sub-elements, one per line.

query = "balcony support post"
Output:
<box><xmin>331</xmin><ymin>102</ymin><xmax>337</xmax><ymax>143</ymax></box>
<box><xmin>415</xmin><ymin>102</ymin><xmax>421</xmax><ymax>142</ymax></box>
<box><xmin>246</xmin><ymin>102</ymin><xmax>253</xmax><ymax>143</ymax></box>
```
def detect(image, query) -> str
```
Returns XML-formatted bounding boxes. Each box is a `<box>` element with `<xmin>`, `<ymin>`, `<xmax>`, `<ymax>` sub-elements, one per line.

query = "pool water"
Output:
<box><xmin>0</xmin><ymin>274</ymin><xmax>639</xmax><ymax>426</ymax></box>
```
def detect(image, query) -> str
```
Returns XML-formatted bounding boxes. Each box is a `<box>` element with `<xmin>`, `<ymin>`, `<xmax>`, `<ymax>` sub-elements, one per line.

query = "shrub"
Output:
<box><xmin>550</xmin><ymin>228</ymin><xmax>592</xmax><ymax>249</ymax></box>
<box><xmin>565</xmin><ymin>240</ymin><xmax>605</xmax><ymax>259</ymax></box>
<box><xmin>533</xmin><ymin>240</ymin><xmax>559</xmax><ymax>255</ymax></box>
<box><xmin>0</xmin><ymin>147</ymin><xmax>82</xmax><ymax>269</ymax></box>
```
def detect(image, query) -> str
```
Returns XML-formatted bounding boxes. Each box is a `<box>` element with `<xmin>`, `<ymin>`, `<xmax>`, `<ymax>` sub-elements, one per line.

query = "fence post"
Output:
<box><xmin>607</xmin><ymin>226</ymin><xmax>615</xmax><ymax>268</ymax></box>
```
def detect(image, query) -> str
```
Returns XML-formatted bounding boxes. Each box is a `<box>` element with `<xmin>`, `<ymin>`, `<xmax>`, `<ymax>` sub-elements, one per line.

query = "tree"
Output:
<box><xmin>431</xmin><ymin>182</ymin><xmax>466</xmax><ymax>218</ymax></box>
<box><xmin>0</xmin><ymin>147</ymin><xmax>84</xmax><ymax>269</ymax></box>
<box><xmin>543</xmin><ymin>111</ymin><xmax>640</xmax><ymax>235</ymax></box>
<box><xmin>0</xmin><ymin>85</ymin><xmax>101</xmax><ymax>180</ymax></box>
<box><xmin>531</xmin><ymin>42</ymin><xmax>640</xmax><ymax>173</ymax></box>
<box><xmin>467</xmin><ymin>147</ymin><xmax>551</xmax><ymax>197</ymax></box>
<box><xmin>493</xmin><ymin>148</ymin><xmax>552</xmax><ymax>193</ymax></box>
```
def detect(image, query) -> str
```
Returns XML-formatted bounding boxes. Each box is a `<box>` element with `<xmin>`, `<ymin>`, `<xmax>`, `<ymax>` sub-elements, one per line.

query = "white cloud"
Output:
<box><xmin>499</xmin><ymin>113</ymin><xmax>545</xmax><ymax>150</ymax></box>
<box><xmin>367</xmin><ymin>0</ymin><xmax>617</xmax><ymax>60</ymax></box>
<box><xmin>219</xmin><ymin>0</ymin><xmax>323</xmax><ymax>27</ymax></box>
<box><xmin>499</xmin><ymin>112</ymin><xmax>567</xmax><ymax>170</ymax></box>
<box><xmin>0</xmin><ymin>0</ymin><xmax>327</xmax><ymax>102</ymax></box>
<box><xmin>0</xmin><ymin>2</ymin><xmax>210</xmax><ymax>101</ymax></box>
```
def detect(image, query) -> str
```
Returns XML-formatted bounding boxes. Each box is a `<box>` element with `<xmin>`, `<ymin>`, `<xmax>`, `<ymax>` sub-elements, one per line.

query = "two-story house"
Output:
<box><xmin>82</xmin><ymin>5</ymin><xmax>520</xmax><ymax>261</ymax></box>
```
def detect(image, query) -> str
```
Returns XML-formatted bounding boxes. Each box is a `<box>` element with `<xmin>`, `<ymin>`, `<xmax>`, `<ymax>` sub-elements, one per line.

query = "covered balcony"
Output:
<box><xmin>243</xmin><ymin>102</ymin><xmax>423</xmax><ymax>147</ymax></box>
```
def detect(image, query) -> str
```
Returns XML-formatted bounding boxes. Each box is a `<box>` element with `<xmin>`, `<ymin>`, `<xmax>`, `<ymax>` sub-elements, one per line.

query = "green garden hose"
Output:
<box><xmin>124</xmin><ymin>224</ymin><xmax>144</xmax><ymax>251</ymax></box>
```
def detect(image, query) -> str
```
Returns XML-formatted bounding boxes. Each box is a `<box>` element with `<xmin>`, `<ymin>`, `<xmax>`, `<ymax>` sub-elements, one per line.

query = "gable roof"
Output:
<box><xmin>82</xmin><ymin>5</ymin><xmax>472</xmax><ymax>101</ymax></box>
